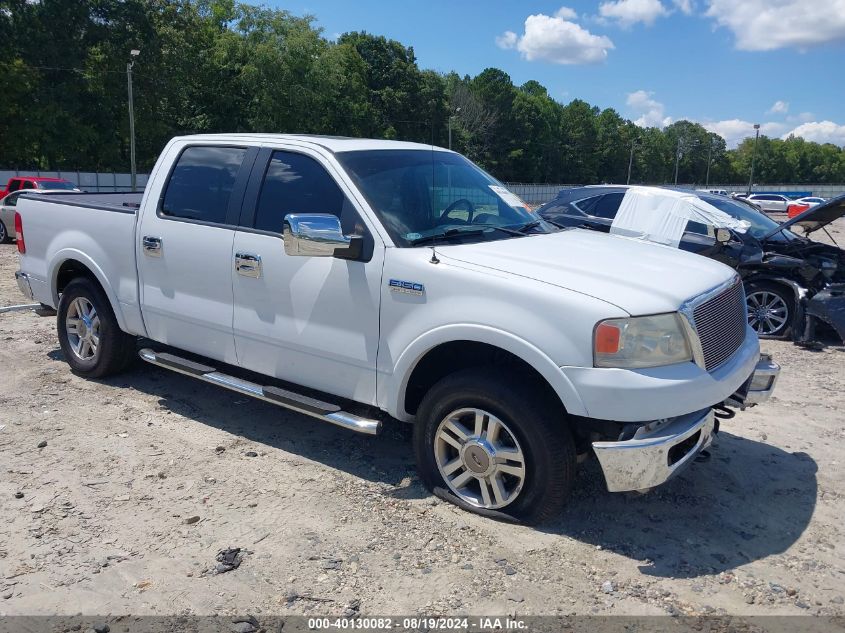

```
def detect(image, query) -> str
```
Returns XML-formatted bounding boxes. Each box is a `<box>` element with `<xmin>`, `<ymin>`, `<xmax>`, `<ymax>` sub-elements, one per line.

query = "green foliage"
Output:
<box><xmin>1</xmin><ymin>0</ymin><xmax>843</xmax><ymax>183</ymax></box>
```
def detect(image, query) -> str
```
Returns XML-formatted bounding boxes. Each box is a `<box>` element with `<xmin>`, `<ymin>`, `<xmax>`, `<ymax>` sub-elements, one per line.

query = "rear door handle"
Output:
<box><xmin>235</xmin><ymin>252</ymin><xmax>262</xmax><ymax>278</ymax></box>
<box><xmin>142</xmin><ymin>236</ymin><xmax>162</xmax><ymax>257</ymax></box>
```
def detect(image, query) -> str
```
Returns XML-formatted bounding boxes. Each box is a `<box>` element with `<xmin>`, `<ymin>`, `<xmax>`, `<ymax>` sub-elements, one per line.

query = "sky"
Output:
<box><xmin>274</xmin><ymin>0</ymin><xmax>845</xmax><ymax>148</ymax></box>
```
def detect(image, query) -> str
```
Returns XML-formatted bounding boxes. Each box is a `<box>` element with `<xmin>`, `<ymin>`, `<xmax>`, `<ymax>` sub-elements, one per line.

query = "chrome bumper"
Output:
<box><xmin>725</xmin><ymin>353</ymin><xmax>780</xmax><ymax>408</ymax></box>
<box><xmin>15</xmin><ymin>271</ymin><xmax>34</xmax><ymax>301</ymax></box>
<box><xmin>592</xmin><ymin>408</ymin><xmax>715</xmax><ymax>493</ymax></box>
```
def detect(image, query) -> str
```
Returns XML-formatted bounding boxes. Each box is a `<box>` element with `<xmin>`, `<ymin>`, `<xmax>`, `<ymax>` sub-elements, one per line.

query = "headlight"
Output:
<box><xmin>594</xmin><ymin>313</ymin><xmax>692</xmax><ymax>369</ymax></box>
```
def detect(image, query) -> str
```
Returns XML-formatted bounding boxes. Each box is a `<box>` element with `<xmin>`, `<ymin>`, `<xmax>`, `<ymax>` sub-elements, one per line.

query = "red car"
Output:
<box><xmin>0</xmin><ymin>176</ymin><xmax>79</xmax><ymax>200</ymax></box>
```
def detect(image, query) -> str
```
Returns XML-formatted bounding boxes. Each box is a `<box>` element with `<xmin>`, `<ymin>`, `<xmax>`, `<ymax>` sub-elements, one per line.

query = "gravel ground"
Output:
<box><xmin>0</xmin><ymin>220</ymin><xmax>844</xmax><ymax>621</ymax></box>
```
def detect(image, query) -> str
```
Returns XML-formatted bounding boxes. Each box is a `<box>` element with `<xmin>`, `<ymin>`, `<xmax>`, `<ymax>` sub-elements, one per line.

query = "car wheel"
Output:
<box><xmin>0</xmin><ymin>220</ymin><xmax>10</xmax><ymax>244</ymax></box>
<box><xmin>57</xmin><ymin>277</ymin><xmax>136</xmax><ymax>378</ymax></box>
<box><xmin>414</xmin><ymin>367</ymin><xmax>575</xmax><ymax>524</ymax></box>
<box><xmin>745</xmin><ymin>281</ymin><xmax>795</xmax><ymax>339</ymax></box>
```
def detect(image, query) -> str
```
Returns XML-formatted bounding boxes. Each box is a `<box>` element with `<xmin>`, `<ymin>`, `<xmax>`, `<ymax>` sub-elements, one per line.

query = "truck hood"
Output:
<box><xmin>438</xmin><ymin>229</ymin><xmax>735</xmax><ymax>315</ymax></box>
<box><xmin>764</xmin><ymin>193</ymin><xmax>845</xmax><ymax>239</ymax></box>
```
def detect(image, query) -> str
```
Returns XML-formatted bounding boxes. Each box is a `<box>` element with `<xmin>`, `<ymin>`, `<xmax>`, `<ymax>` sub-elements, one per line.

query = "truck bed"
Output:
<box><xmin>15</xmin><ymin>191</ymin><xmax>146</xmax><ymax>336</ymax></box>
<box><xmin>21</xmin><ymin>191</ymin><xmax>143</xmax><ymax>213</ymax></box>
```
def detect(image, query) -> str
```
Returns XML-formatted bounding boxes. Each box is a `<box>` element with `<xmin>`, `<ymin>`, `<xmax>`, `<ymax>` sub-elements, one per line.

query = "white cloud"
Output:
<box><xmin>787</xmin><ymin>112</ymin><xmax>816</xmax><ymax>124</ymax></box>
<box><xmin>783</xmin><ymin>121</ymin><xmax>845</xmax><ymax>146</ymax></box>
<box><xmin>705</xmin><ymin>0</ymin><xmax>845</xmax><ymax>51</ymax></box>
<box><xmin>502</xmin><ymin>10</ymin><xmax>615</xmax><ymax>65</ymax></box>
<box><xmin>599</xmin><ymin>0</ymin><xmax>670</xmax><ymax>26</ymax></box>
<box><xmin>554</xmin><ymin>6</ymin><xmax>579</xmax><ymax>20</ymax></box>
<box><xmin>767</xmin><ymin>100</ymin><xmax>789</xmax><ymax>115</ymax></box>
<box><xmin>626</xmin><ymin>90</ymin><xmax>672</xmax><ymax>128</ymax></box>
<box><xmin>700</xmin><ymin>119</ymin><xmax>787</xmax><ymax>148</ymax></box>
<box><xmin>495</xmin><ymin>30</ymin><xmax>518</xmax><ymax>49</ymax></box>
<box><xmin>672</xmin><ymin>0</ymin><xmax>694</xmax><ymax>14</ymax></box>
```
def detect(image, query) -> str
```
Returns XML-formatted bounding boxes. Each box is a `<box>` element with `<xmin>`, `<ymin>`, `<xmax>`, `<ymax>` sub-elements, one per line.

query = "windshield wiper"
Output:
<box><xmin>513</xmin><ymin>220</ymin><xmax>541</xmax><ymax>233</ymax></box>
<box><xmin>541</xmin><ymin>217</ymin><xmax>568</xmax><ymax>230</ymax></box>
<box><xmin>408</xmin><ymin>227</ymin><xmax>486</xmax><ymax>246</ymax></box>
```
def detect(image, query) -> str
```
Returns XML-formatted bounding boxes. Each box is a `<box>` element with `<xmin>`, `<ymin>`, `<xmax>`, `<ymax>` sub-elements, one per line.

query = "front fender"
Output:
<box><xmin>384</xmin><ymin>324</ymin><xmax>589</xmax><ymax>422</ymax></box>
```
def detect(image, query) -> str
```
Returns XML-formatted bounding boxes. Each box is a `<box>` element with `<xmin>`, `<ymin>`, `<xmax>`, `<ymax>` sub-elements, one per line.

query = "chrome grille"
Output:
<box><xmin>692</xmin><ymin>279</ymin><xmax>747</xmax><ymax>371</ymax></box>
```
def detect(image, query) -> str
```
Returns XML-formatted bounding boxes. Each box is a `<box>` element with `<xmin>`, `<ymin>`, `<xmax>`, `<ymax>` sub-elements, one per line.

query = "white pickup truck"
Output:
<box><xmin>13</xmin><ymin>134</ymin><xmax>779</xmax><ymax>522</ymax></box>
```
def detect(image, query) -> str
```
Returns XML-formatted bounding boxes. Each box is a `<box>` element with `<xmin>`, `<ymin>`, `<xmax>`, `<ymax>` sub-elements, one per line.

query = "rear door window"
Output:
<box><xmin>161</xmin><ymin>146</ymin><xmax>248</xmax><ymax>224</ymax></box>
<box><xmin>591</xmin><ymin>193</ymin><xmax>624</xmax><ymax>219</ymax></box>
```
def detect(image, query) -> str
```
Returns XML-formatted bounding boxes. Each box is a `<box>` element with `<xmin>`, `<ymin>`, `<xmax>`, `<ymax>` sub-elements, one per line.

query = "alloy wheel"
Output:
<box><xmin>65</xmin><ymin>297</ymin><xmax>101</xmax><ymax>361</ymax></box>
<box><xmin>434</xmin><ymin>407</ymin><xmax>526</xmax><ymax>509</ymax></box>
<box><xmin>747</xmin><ymin>290</ymin><xmax>789</xmax><ymax>336</ymax></box>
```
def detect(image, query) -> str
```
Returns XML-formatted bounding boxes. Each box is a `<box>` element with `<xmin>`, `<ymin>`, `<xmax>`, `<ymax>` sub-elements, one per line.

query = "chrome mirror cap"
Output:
<box><xmin>283</xmin><ymin>213</ymin><xmax>358</xmax><ymax>258</ymax></box>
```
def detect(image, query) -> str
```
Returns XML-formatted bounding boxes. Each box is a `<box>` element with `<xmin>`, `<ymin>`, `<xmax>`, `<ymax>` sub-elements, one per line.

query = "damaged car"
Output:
<box><xmin>538</xmin><ymin>186</ymin><xmax>845</xmax><ymax>343</ymax></box>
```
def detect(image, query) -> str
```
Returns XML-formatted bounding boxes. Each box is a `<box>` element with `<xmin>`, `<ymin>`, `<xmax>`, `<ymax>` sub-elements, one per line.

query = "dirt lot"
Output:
<box><xmin>1</xmin><ymin>221</ymin><xmax>844</xmax><ymax>622</ymax></box>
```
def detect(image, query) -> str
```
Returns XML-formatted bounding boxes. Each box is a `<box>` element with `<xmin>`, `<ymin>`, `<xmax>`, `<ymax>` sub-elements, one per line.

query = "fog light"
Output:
<box><xmin>750</xmin><ymin>374</ymin><xmax>774</xmax><ymax>392</ymax></box>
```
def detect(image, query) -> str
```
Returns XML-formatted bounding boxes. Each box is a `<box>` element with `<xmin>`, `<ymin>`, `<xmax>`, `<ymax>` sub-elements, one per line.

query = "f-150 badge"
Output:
<box><xmin>389</xmin><ymin>279</ymin><xmax>425</xmax><ymax>296</ymax></box>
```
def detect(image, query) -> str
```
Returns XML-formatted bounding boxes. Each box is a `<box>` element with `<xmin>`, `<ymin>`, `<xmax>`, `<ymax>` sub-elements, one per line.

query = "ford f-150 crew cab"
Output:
<box><xmin>13</xmin><ymin>134</ymin><xmax>780</xmax><ymax>523</ymax></box>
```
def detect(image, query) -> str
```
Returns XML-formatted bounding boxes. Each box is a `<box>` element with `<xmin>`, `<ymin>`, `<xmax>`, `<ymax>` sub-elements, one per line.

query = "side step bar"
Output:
<box><xmin>138</xmin><ymin>348</ymin><xmax>382</xmax><ymax>435</ymax></box>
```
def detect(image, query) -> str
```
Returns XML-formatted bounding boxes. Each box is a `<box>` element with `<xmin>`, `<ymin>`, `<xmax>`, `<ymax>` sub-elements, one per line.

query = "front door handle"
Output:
<box><xmin>235</xmin><ymin>252</ymin><xmax>262</xmax><ymax>278</ymax></box>
<box><xmin>142</xmin><ymin>236</ymin><xmax>162</xmax><ymax>257</ymax></box>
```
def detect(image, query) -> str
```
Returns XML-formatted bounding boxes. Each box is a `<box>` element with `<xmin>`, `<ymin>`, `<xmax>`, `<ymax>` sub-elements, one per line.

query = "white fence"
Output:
<box><xmin>0</xmin><ymin>169</ymin><xmax>148</xmax><ymax>192</ymax></box>
<box><xmin>3</xmin><ymin>169</ymin><xmax>842</xmax><ymax>204</ymax></box>
<box><xmin>506</xmin><ymin>182</ymin><xmax>845</xmax><ymax>206</ymax></box>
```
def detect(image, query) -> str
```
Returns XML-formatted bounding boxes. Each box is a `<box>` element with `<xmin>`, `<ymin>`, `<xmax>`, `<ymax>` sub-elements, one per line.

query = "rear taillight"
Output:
<box><xmin>14</xmin><ymin>212</ymin><xmax>25</xmax><ymax>254</ymax></box>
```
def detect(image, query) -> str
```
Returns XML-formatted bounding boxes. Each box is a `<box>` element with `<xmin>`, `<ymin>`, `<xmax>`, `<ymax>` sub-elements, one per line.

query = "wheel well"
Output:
<box><xmin>55</xmin><ymin>259</ymin><xmax>100</xmax><ymax>297</ymax></box>
<box><xmin>403</xmin><ymin>341</ymin><xmax>565</xmax><ymax>419</ymax></box>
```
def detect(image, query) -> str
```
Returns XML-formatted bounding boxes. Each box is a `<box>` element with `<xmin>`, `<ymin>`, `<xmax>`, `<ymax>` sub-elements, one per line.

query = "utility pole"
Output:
<box><xmin>627</xmin><ymin>137</ymin><xmax>639</xmax><ymax>185</ymax></box>
<box><xmin>674</xmin><ymin>136</ymin><xmax>682</xmax><ymax>185</ymax></box>
<box><xmin>127</xmin><ymin>49</ymin><xmax>140</xmax><ymax>192</ymax></box>
<box><xmin>747</xmin><ymin>123</ymin><xmax>761</xmax><ymax>195</ymax></box>
<box><xmin>448</xmin><ymin>107</ymin><xmax>461</xmax><ymax>150</ymax></box>
<box><xmin>705</xmin><ymin>135</ymin><xmax>714</xmax><ymax>186</ymax></box>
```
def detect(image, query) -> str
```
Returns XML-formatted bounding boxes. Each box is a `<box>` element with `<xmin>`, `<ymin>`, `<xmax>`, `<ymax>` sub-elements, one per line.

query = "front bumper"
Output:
<box><xmin>592</xmin><ymin>408</ymin><xmax>715</xmax><ymax>493</ymax></box>
<box><xmin>15</xmin><ymin>270</ymin><xmax>34</xmax><ymax>301</ymax></box>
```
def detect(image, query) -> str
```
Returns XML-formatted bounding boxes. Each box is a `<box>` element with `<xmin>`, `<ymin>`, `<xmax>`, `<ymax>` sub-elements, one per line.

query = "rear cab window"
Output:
<box><xmin>161</xmin><ymin>146</ymin><xmax>249</xmax><ymax>225</ymax></box>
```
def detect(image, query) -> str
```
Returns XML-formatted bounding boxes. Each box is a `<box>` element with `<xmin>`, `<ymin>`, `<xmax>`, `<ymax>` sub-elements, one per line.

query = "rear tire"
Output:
<box><xmin>414</xmin><ymin>367</ymin><xmax>575</xmax><ymax>524</ymax></box>
<box><xmin>745</xmin><ymin>281</ymin><xmax>795</xmax><ymax>339</ymax></box>
<box><xmin>57</xmin><ymin>277</ymin><xmax>136</xmax><ymax>378</ymax></box>
<box><xmin>0</xmin><ymin>220</ymin><xmax>10</xmax><ymax>244</ymax></box>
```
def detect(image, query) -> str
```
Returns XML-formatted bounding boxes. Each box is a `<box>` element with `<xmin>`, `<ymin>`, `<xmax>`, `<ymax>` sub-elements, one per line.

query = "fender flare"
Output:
<box><xmin>386</xmin><ymin>324</ymin><xmax>589</xmax><ymax>422</ymax></box>
<box><xmin>48</xmin><ymin>249</ymin><xmax>130</xmax><ymax>332</ymax></box>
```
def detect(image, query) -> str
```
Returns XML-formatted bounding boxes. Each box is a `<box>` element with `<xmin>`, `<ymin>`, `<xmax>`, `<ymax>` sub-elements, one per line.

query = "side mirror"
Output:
<box><xmin>715</xmin><ymin>228</ymin><xmax>731</xmax><ymax>244</ymax></box>
<box><xmin>283</xmin><ymin>213</ymin><xmax>362</xmax><ymax>260</ymax></box>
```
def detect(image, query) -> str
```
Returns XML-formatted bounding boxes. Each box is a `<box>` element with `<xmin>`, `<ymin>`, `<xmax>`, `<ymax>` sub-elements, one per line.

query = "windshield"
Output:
<box><xmin>699</xmin><ymin>195</ymin><xmax>799</xmax><ymax>241</ymax></box>
<box><xmin>336</xmin><ymin>149</ymin><xmax>551</xmax><ymax>247</ymax></box>
<box><xmin>39</xmin><ymin>180</ymin><xmax>77</xmax><ymax>190</ymax></box>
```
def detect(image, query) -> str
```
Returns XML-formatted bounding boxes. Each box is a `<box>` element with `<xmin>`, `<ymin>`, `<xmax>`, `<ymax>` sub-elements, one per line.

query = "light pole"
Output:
<box><xmin>626</xmin><ymin>137</ymin><xmax>640</xmax><ymax>185</ymax></box>
<box><xmin>673</xmin><ymin>136</ymin><xmax>683</xmax><ymax>185</ymax></box>
<box><xmin>747</xmin><ymin>123</ymin><xmax>761</xmax><ymax>195</ymax></box>
<box><xmin>127</xmin><ymin>49</ymin><xmax>140</xmax><ymax>192</ymax></box>
<box><xmin>705</xmin><ymin>134</ymin><xmax>715</xmax><ymax>186</ymax></box>
<box><xmin>448</xmin><ymin>107</ymin><xmax>461</xmax><ymax>150</ymax></box>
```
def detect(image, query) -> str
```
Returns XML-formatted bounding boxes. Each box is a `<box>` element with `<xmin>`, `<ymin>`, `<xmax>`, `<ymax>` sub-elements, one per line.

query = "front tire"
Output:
<box><xmin>414</xmin><ymin>368</ymin><xmax>575</xmax><ymax>524</ymax></box>
<box><xmin>745</xmin><ymin>281</ymin><xmax>795</xmax><ymax>339</ymax></box>
<box><xmin>0</xmin><ymin>220</ymin><xmax>10</xmax><ymax>244</ymax></box>
<box><xmin>57</xmin><ymin>277</ymin><xmax>136</xmax><ymax>378</ymax></box>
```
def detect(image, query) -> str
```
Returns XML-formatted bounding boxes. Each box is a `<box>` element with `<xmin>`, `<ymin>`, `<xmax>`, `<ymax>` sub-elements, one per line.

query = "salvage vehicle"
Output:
<box><xmin>0</xmin><ymin>176</ymin><xmax>79</xmax><ymax>201</ymax></box>
<box><xmin>538</xmin><ymin>186</ymin><xmax>845</xmax><ymax>342</ymax></box>
<box><xmin>0</xmin><ymin>189</ymin><xmax>79</xmax><ymax>243</ymax></box>
<box><xmin>14</xmin><ymin>134</ymin><xmax>778</xmax><ymax>523</ymax></box>
<box><xmin>747</xmin><ymin>193</ymin><xmax>792</xmax><ymax>214</ymax></box>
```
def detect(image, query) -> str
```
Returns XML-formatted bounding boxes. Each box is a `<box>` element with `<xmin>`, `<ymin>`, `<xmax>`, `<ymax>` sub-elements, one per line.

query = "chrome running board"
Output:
<box><xmin>138</xmin><ymin>348</ymin><xmax>381</xmax><ymax>435</ymax></box>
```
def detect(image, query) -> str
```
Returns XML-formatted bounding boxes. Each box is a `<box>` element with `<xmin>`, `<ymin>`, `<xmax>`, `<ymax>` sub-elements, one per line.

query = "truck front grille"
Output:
<box><xmin>692</xmin><ymin>279</ymin><xmax>747</xmax><ymax>371</ymax></box>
